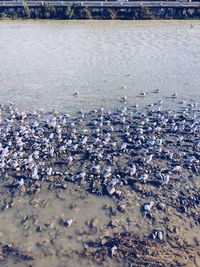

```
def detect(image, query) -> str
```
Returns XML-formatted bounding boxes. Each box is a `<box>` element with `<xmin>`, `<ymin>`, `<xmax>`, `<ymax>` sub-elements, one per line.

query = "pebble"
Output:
<box><xmin>152</xmin><ymin>230</ymin><xmax>164</xmax><ymax>241</ymax></box>
<box><xmin>157</xmin><ymin>203</ymin><xmax>166</xmax><ymax>211</ymax></box>
<box><xmin>90</xmin><ymin>217</ymin><xmax>99</xmax><ymax>229</ymax></box>
<box><xmin>144</xmin><ymin>201</ymin><xmax>154</xmax><ymax>212</ymax></box>
<box><xmin>69</xmin><ymin>203</ymin><xmax>77</xmax><ymax>209</ymax></box>
<box><xmin>107</xmin><ymin>186</ymin><xmax>116</xmax><ymax>195</ymax></box>
<box><xmin>157</xmin><ymin>231</ymin><xmax>163</xmax><ymax>240</ymax></box>
<box><xmin>111</xmin><ymin>245</ymin><xmax>118</xmax><ymax>257</ymax></box>
<box><xmin>109</xmin><ymin>219</ymin><xmax>119</xmax><ymax>228</ymax></box>
<box><xmin>118</xmin><ymin>204</ymin><xmax>126</xmax><ymax>213</ymax></box>
<box><xmin>66</xmin><ymin>218</ymin><xmax>73</xmax><ymax>227</ymax></box>
<box><xmin>179</xmin><ymin>205</ymin><xmax>187</xmax><ymax>213</ymax></box>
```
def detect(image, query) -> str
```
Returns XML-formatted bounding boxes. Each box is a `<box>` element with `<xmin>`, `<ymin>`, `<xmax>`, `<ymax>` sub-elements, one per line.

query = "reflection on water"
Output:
<box><xmin>0</xmin><ymin>20</ymin><xmax>200</xmax><ymax>113</ymax></box>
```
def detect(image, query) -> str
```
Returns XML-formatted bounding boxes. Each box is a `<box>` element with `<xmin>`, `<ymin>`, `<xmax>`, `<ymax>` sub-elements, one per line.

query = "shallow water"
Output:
<box><xmin>0</xmin><ymin>183</ymin><xmax>115</xmax><ymax>267</ymax></box>
<box><xmin>0</xmin><ymin>20</ymin><xmax>200</xmax><ymax>113</ymax></box>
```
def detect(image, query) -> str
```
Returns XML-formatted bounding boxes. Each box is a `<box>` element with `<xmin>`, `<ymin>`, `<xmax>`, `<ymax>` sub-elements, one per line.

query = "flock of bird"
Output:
<box><xmin>0</xmin><ymin>91</ymin><xmax>199</xmax><ymax>199</ymax></box>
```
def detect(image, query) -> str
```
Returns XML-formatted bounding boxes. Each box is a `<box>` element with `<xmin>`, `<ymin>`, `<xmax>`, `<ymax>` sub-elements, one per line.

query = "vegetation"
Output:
<box><xmin>107</xmin><ymin>8</ymin><xmax>118</xmax><ymax>20</ymax></box>
<box><xmin>64</xmin><ymin>5</ymin><xmax>75</xmax><ymax>19</ymax></box>
<box><xmin>140</xmin><ymin>7</ymin><xmax>156</xmax><ymax>19</ymax></box>
<box><xmin>23</xmin><ymin>3</ymin><xmax>31</xmax><ymax>19</ymax></box>
<box><xmin>80</xmin><ymin>7</ymin><xmax>92</xmax><ymax>19</ymax></box>
<box><xmin>0</xmin><ymin>4</ymin><xmax>199</xmax><ymax>20</ymax></box>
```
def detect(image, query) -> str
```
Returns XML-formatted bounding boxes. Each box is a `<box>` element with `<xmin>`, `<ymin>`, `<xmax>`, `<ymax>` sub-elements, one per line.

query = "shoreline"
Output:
<box><xmin>1</xmin><ymin>17</ymin><xmax>200</xmax><ymax>20</ymax></box>
<box><xmin>0</xmin><ymin>17</ymin><xmax>199</xmax><ymax>21</ymax></box>
<box><xmin>0</xmin><ymin>3</ymin><xmax>200</xmax><ymax>20</ymax></box>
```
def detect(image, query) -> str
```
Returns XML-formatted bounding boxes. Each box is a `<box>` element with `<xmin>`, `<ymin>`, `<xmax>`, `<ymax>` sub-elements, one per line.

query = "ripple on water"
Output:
<box><xmin>0</xmin><ymin>20</ymin><xmax>200</xmax><ymax>113</ymax></box>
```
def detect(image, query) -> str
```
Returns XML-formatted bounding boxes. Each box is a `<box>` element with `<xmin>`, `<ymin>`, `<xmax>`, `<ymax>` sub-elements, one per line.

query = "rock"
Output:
<box><xmin>23</xmin><ymin>220</ymin><xmax>31</xmax><ymax>230</ymax></box>
<box><xmin>133</xmin><ymin>184</ymin><xmax>143</xmax><ymax>192</ymax></box>
<box><xmin>102</xmin><ymin>204</ymin><xmax>110</xmax><ymax>210</ymax></box>
<box><xmin>151</xmin><ymin>230</ymin><xmax>163</xmax><ymax>241</ymax></box>
<box><xmin>36</xmin><ymin>225</ymin><xmax>45</xmax><ymax>232</ymax></box>
<box><xmin>118</xmin><ymin>204</ymin><xmax>126</xmax><ymax>212</ymax></box>
<box><xmin>90</xmin><ymin>217</ymin><xmax>99</xmax><ymax>229</ymax></box>
<box><xmin>107</xmin><ymin>186</ymin><xmax>116</xmax><ymax>195</ymax></box>
<box><xmin>62</xmin><ymin>183</ymin><xmax>67</xmax><ymax>189</ymax></box>
<box><xmin>144</xmin><ymin>201</ymin><xmax>154</xmax><ymax>212</ymax></box>
<box><xmin>30</xmin><ymin>199</ymin><xmax>40</xmax><ymax>206</ymax></box>
<box><xmin>24</xmin><ymin>230</ymin><xmax>33</xmax><ymax>237</ymax></box>
<box><xmin>109</xmin><ymin>219</ymin><xmax>119</xmax><ymax>228</ymax></box>
<box><xmin>157</xmin><ymin>202</ymin><xmax>166</xmax><ymax>211</ymax></box>
<box><xmin>46</xmin><ymin>222</ymin><xmax>55</xmax><ymax>229</ymax></box>
<box><xmin>101</xmin><ymin>238</ymin><xmax>107</xmax><ymax>246</ymax></box>
<box><xmin>179</xmin><ymin>205</ymin><xmax>187</xmax><ymax>213</ymax></box>
<box><xmin>146</xmin><ymin>212</ymin><xmax>154</xmax><ymax>220</ymax></box>
<box><xmin>157</xmin><ymin>231</ymin><xmax>163</xmax><ymax>240</ymax></box>
<box><xmin>152</xmin><ymin>231</ymin><xmax>157</xmax><ymax>240</ymax></box>
<box><xmin>69</xmin><ymin>203</ymin><xmax>76</xmax><ymax>209</ymax></box>
<box><xmin>115</xmin><ymin>190</ymin><xmax>122</xmax><ymax>197</ymax></box>
<box><xmin>61</xmin><ymin>217</ymin><xmax>73</xmax><ymax>227</ymax></box>
<box><xmin>66</xmin><ymin>218</ymin><xmax>73</xmax><ymax>227</ymax></box>
<box><xmin>111</xmin><ymin>245</ymin><xmax>117</xmax><ymax>257</ymax></box>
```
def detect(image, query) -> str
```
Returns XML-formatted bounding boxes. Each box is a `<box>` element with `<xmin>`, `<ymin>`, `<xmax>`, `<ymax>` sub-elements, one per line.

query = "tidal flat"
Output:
<box><xmin>0</xmin><ymin>94</ymin><xmax>200</xmax><ymax>266</ymax></box>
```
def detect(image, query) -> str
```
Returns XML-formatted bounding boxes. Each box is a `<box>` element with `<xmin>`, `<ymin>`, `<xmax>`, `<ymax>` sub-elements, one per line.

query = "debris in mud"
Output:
<box><xmin>89</xmin><ymin>217</ymin><xmax>99</xmax><ymax>229</ymax></box>
<box><xmin>79</xmin><ymin>232</ymin><xmax>200</xmax><ymax>267</ymax></box>
<box><xmin>0</xmin><ymin>242</ymin><xmax>35</xmax><ymax>263</ymax></box>
<box><xmin>0</xmin><ymin>97</ymin><xmax>200</xmax><ymax>266</ymax></box>
<box><xmin>60</xmin><ymin>217</ymin><xmax>74</xmax><ymax>228</ymax></box>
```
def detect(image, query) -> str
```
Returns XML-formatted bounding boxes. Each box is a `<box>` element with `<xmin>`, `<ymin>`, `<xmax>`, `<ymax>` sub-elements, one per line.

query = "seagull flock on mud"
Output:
<box><xmin>0</xmin><ymin>90</ymin><xmax>199</xmax><ymax>207</ymax></box>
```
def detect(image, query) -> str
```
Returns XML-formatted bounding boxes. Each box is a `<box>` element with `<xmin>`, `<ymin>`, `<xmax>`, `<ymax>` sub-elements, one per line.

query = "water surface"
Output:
<box><xmin>0</xmin><ymin>20</ymin><xmax>200</xmax><ymax>112</ymax></box>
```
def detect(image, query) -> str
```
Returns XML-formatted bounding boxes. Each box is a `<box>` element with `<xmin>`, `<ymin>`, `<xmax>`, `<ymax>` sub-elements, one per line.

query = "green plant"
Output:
<box><xmin>142</xmin><ymin>6</ymin><xmax>155</xmax><ymax>19</ymax></box>
<box><xmin>23</xmin><ymin>2</ymin><xmax>30</xmax><ymax>19</ymax></box>
<box><xmin>107</xmin><ymin>8</ymin><xmax>118</xmax><ymax>19</ymax></box>
<box><xmin>80</xmin><ymin>7</ymin><xmax>92</xmax><ymax>19</ymax></box>
<box><xmin>64</xmin><ymin>4</ymin><xmax>75</xmax><ymax>19</ymax></box>
<box><xmin>0</xmin><ymin>12</ymin><xmax>7</xmax><ymax>19</ymax></box>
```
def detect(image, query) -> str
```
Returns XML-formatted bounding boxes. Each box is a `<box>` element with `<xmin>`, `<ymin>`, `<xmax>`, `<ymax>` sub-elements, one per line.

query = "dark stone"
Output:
<box><xmin>179</xmin><ymin>205</ymin><xmax>187</xmax><ymax>213</ymax></box>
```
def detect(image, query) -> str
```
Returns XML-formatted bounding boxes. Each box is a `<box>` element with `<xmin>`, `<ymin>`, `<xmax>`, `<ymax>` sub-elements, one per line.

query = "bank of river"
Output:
<box><xmin>0</xmin><ymin>2</ymin><xmax>200</xmax><ymax>20</ymax></box>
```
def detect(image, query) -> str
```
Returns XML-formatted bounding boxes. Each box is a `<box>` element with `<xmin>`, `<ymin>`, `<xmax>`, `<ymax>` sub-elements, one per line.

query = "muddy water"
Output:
<box><xmin>0</xmin><ymin>20</ymin><xmax>200</xmax><ymax>113</ymax></box>
<box><xmin>0</xmin><ymin>183</ymin><xmax>114</xmax><ymax>267</ymax></box>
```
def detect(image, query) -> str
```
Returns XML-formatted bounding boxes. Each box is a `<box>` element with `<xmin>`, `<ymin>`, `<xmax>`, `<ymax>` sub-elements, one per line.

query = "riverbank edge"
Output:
<box><xmin>0</xmin><ymin>5</ymin><xmax>200</xmax><ymax>19</ymax></box>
